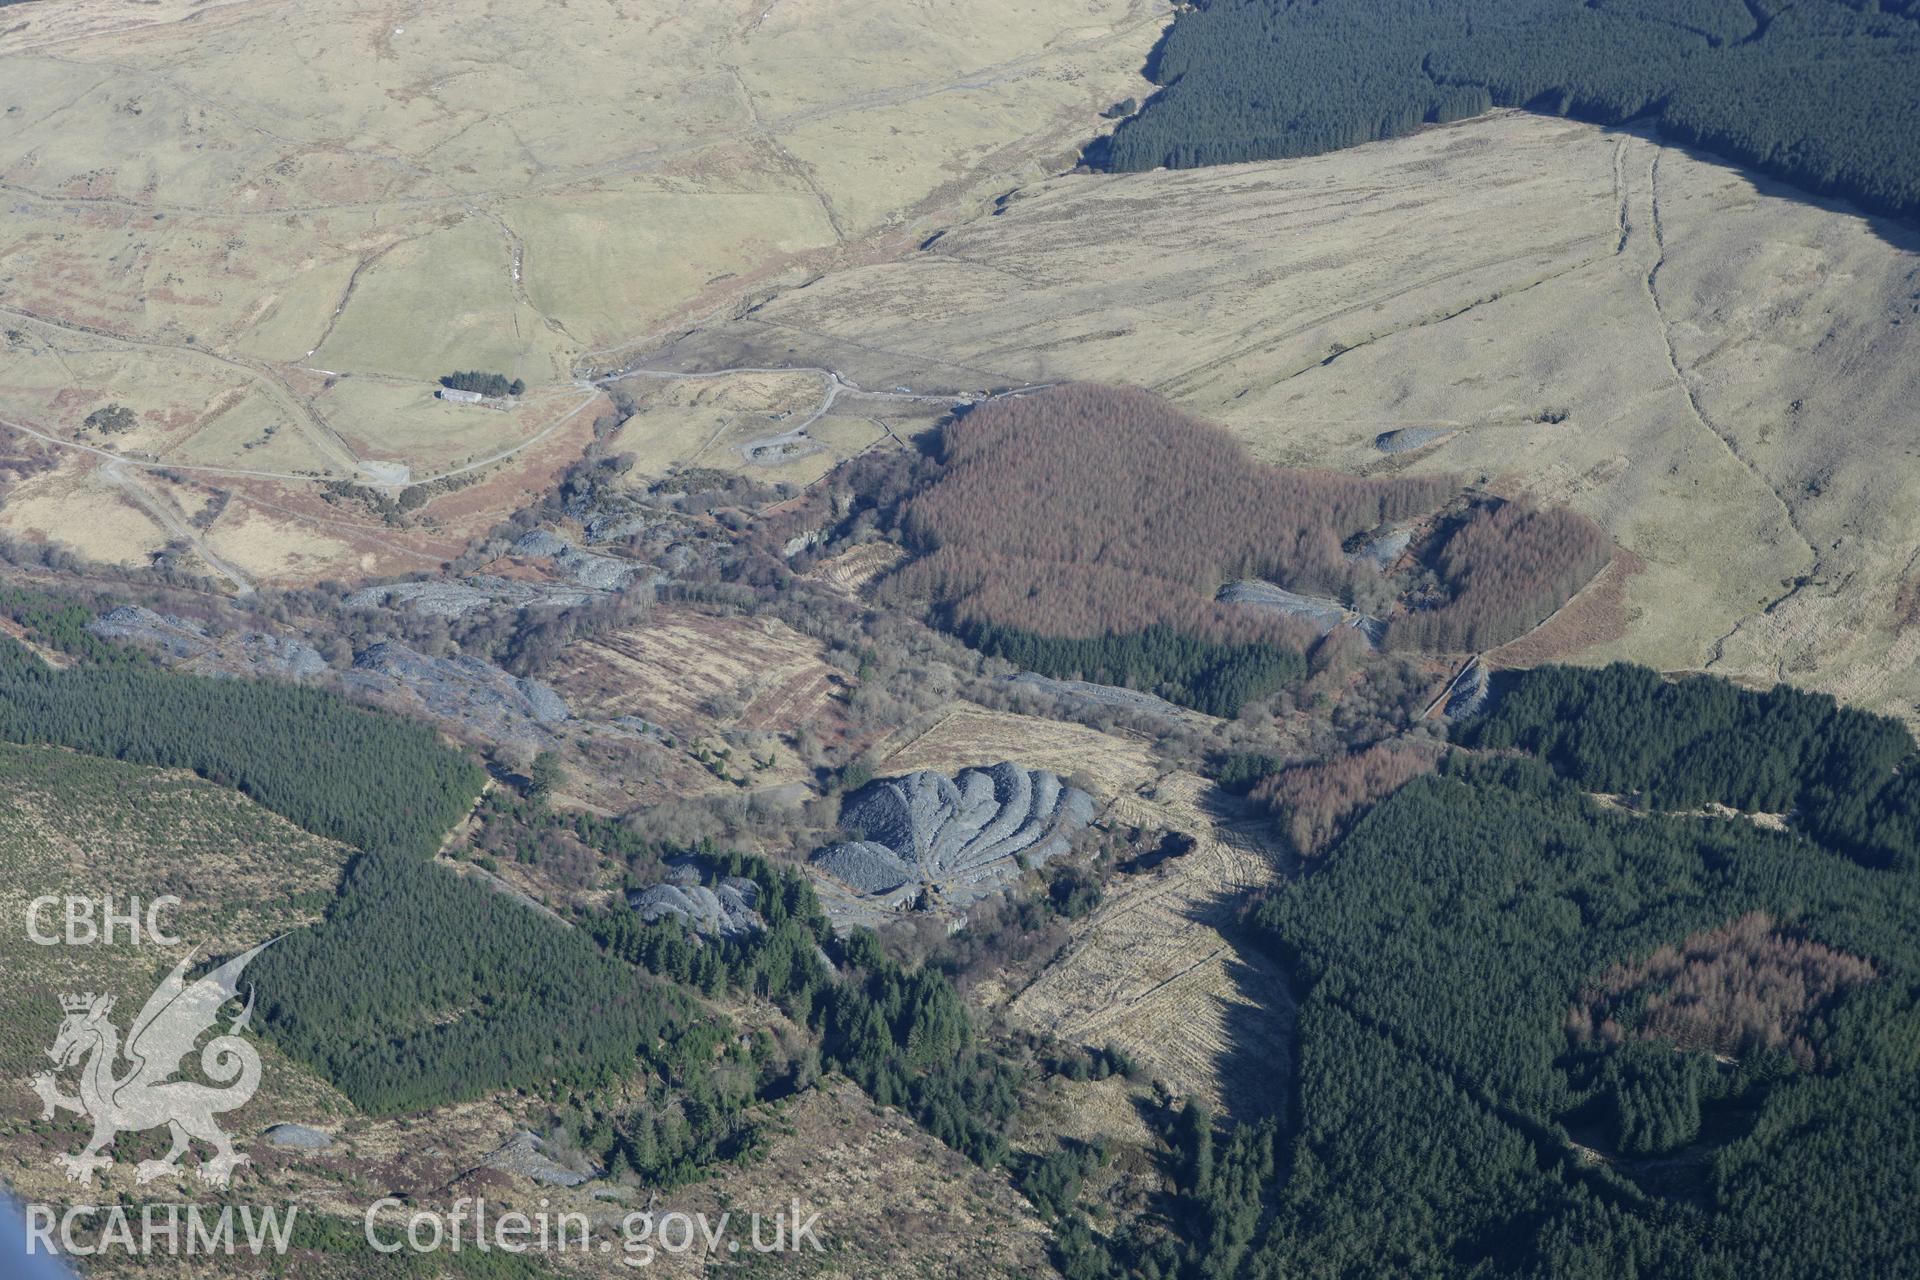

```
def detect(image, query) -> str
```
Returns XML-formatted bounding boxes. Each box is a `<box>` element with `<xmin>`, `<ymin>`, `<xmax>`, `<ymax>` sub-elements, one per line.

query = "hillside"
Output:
<box><xmin>996</xmin><ymin>659</ymin><xmax>1920</xmax><ymax>1278</ymax></box>
<box><xmin>0</xmin><ymin>0</ymin><xmax>1168</xmax><ymax>584</ymax></box>
<box><xmin>2</xmin><ymin>2</ymin><xmax>1916</xmax><ymax>1276</ymax></box>
<box><xmin>662</xmin><ymin>111</ymin><xmax>1920</xmax><ymax>729</ymax></box>
<box><xmin>0</xmin><ymin>745</ymin><xmax>355</xmax><ymax>1206</ymax></box>
<box><xmin>0</xmin><ymin>633</ymin><xmax>483</xmax><ymax>857</ymax></box>
<box><xmin>1092</xmin><ymin>0</ymin><xmax>1920</xmax><ymax>225</ymax></box>
<box><xmin>1238</xmin><ymin>744</ymin><xmax>1920</xmax><ymax>1277</ymax></box>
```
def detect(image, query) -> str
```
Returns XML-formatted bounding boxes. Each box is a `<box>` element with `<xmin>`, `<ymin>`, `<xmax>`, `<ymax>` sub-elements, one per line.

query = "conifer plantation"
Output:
<box><xmin>1219</xmin><ymin>746</ymin><xmax>1920</xmax><ymax>1278</ymax></box>
<box><xmin>1049</xmin><ymin>665</ymin><xmax>1920</xmax><ymax>1279</ymax></box>
<box><xmin>883</xmin><ymin>385</ymin><xmax>1612</xmax><ymax>713</ymax></box>
<box><xmin>1251</xmin><ymin>739</ymin><xmax>1443</xmax><ymax>856</ymax></box>
<box><xmin>1092</xmin><ymin>0</ymin><xmax>1920</xmax><ymax>225</ymax></box>
<box><xmin>1572</xmin><ymin>911</ymin><xmax>1876</xmax><ymax>1071</ymax></box>
<box><xmin>1459</xmin><ymin>662</ymin><xmax>1920</xmax><ymax>865</ymax></box>
<box><xmin>252</xmin><ymin>855</ymin><xmax>719</xmax><ymax>1115</ymax></box>
<box><xmin>885</xmin><ymin>383</ymin><xmax>1451</xmax><ymax>711</ymax></box>
<box><xmin>1033</xmin><ymin>660</ymin><xmax>1920</xmax><ymax>1277</ymax></box>
<box><xmin>895</xmin><ymin>385</ymin><xmax>1452</xmax><ymax>636</ymax></box>
<box><xmin>0</xmin><ymin>634</ymin><xmax>482</xmax><ymax>858</ymax></box>
<box><xmin>1388</xmin><ymin>500</ymin><xmax>1613</xmax><ymax>652</ymax></box>
<box><xmin>3</xmin><ymin>0</ymin><xmax>1913</xmax><ymax>1271</ymax></box>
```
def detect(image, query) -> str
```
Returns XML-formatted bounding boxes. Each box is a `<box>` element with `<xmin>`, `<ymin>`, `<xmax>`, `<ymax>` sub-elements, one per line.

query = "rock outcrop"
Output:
<box><xmin>262</xmin><ymin>1124</ymin><xmax>334</xmax><ymax>1151</ymax></box>
<box><xmin>1374</xmin><ymin>426</ymin><xmax>1456</xmax><ymax>453</ymax></box>
<box><xmin>1002</xmin><ymin>672</ymin><xmax>1186</xmax><ymax>718</ymax></box>
<box><xmin>89</xmin><ymin>606</ymin><xmax>326</xmax><ymax>679</ymax></box>
<box><xmin>485</xmin><ymin>1131</ymin><xmax>597</xmax><ymax>1187</ymax></box>
<box><xmin>1216</xmin><ymin>580</ymin><xmax>1352</xmax><ymax>634</ymax></box>
<box><xmin>345</xmin><ymin>576</ymin><xmax>597</xmax><ymax>618</ymax></box>
<box><xmin>342</xmin><ymin>642</ymin><xmax>567</xmax><ymax>747</ymax></box>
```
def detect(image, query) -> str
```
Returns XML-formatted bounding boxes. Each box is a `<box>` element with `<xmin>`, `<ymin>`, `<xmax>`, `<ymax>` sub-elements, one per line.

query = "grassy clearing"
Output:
<box><xmin>315</xmin><ymin>216</ymin><xmax>561</xmax><ymax>384</ymax></box>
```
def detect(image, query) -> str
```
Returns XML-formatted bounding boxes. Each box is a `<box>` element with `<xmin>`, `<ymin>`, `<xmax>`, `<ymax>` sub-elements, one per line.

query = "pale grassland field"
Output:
<box><xmin>313</xmin><ymin>377</ymin><xmax>597</xmax><ymax>477</ymax></box>
<box><xmin>308</xmin><ymin>212</ymin><xmax>562</xmax><ymax>385</ymax></box>
<box><xmin>604</xmin><ymin>367</ymin><xmax>946</xmax><ymax>488</ymax></box>
<box><xmin>0</xmin><ymin>0</ymin><xmax>1170</xmax><ymax>578</ymax></box>
<box><xmin>0</xmin><ymin>467</ymin><xmax>170</xmax><ymax>567</ymax></box>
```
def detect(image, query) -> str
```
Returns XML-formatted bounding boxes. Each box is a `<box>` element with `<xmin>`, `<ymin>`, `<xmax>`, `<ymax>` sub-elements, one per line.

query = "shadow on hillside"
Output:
<box><xmin>1182</xmin><ymin>882</ymin><xmax>1302</xmax><ymax>1126</ymax></box>
<box><xmin>1598</xmin><ymin>118</ymin><xmax>1920</xmax><ymax>255</ymax></box>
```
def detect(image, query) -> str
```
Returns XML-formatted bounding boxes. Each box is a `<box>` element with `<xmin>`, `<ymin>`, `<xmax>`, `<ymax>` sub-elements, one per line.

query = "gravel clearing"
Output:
<box><xmin>1002</xmin><ymin>672</ymin><xmax>1186</xmax><ymax>718</ymax></box>
<box><xmin>1374</xmin><ymin>427</ymin><xmax>1456</xmax><ymax>453</ymax></box>
<box><xmin>513</xmin><ymin>530</ymin><xmax>571</xmax><ymax>557</ymax></box>
<box><xmin>485</xmin><ymin>1131</ymin><xmax>597</xmax><ymax>1187</ymax></box>
<box><xmin>234</xmin><ymin>631</ymin><xmax>327</xmax><ymax>680</ymax></box>
<box><xmin>512</xmin><ymin>528</ymin><xmax>644</xmax><ymax>590</ymax></box>
<box><xmin>556</xmin><ymin>546</ymin><xmax>639</xmax><ymax>590</ymax></box>
<box><xmin>1349</xmin><ymin>526</ymin><xmax>1413</xmax><ymax>571</ymax></box>
<box><xmin>1444</xmin><ymin>658</ymin><xmax>1492</xmax><ymax>718</ymax></box>
<box><xmin>813</xmin><ymin>841</ymin><xmax>919</xmax><ymax>897</ymax></box>
<box><xmin>89</xmin><ymin>605</ymin><xmax>214</xmax><ymax>660</ymax></box>
<box><xmin>89</xmin><ymin>605</ymin><xmax>326</xmax><ymax>679</ymax></box>
<box><xmin>262</xmin><ymin>1124</ymin><xmax>334</xmax><ymax>1150</ymax></box>
<box><xmin>345</xmin><ymin>576</ymin><xmax>597</xmax><ymax>618</ymax></box>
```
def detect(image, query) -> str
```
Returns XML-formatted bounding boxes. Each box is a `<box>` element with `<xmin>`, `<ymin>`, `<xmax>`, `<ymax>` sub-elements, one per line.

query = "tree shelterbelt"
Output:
<box><xmin>890</xmin><ymin>383</ymin><xmax>1448</xmax><ymax>642</ymax></box>
<box><xmin>1092</xmin><ymin>0</ymin><xmax>1920</xmax><ymax>225</ymax></box>
<box><xmin>439</xmin><ymin>370</ymin><xmax>525</xmax><ymax>397</ymax></box>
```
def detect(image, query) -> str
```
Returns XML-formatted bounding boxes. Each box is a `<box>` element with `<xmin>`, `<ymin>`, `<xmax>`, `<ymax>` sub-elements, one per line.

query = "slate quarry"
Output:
<box><xmin>808</xmin><ymin>762</ymin><xmax>1095</xmax><ymax>928</ymax></box>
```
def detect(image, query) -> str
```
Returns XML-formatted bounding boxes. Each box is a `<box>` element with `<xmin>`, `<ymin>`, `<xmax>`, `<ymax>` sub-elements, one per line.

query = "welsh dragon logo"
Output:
<box><xmin>29</xmin><ymin>943</ymin><xmax>271</xmax><ymax>1187</ymax></box>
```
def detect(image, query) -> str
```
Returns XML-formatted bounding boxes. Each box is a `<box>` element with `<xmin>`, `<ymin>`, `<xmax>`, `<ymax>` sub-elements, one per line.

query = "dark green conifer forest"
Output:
<box><xmin>1052</xmin><ymin>664</ymin><xmax>1920</xmax><ymax>1279</ymax></box>
<box><xmin>1459</xmin><ymin>662</ymin><xmax>1920</xmax><ymax>866</ymax></box>
<box><xmin>1091</xmin><ymin>0</ymin><xmax>1920</xmax><ymax>224</ymax></box>
<box><xmin>0</xmin><ymin>635</ymin><xmax>482</xmax><ymax>858</ymax></box>
<box><xmin>1225</xmin><ymin>750</ymin><xmax>1920</xmax><ymax>1278</ymax></box>
<box><xmin>957</xmin><ymin>620</ymin><xmax>1307</xmax><ymax>718</ymax></box>
<box><xmin>439</xmin><ymin>370</ymin><xmax>525</xmax><ymax>398</ymax></box>
<box><xmin>252</xmin><ymin>855</ymin><xmax>720</xmax><ymax>1115</ymax></box>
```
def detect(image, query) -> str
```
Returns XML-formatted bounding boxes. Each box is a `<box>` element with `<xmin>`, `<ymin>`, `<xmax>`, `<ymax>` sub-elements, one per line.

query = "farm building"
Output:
<box><xmin>437</xmin><ymin>387</ymin><xmax>485</xmax><ymax>405</ymax></box>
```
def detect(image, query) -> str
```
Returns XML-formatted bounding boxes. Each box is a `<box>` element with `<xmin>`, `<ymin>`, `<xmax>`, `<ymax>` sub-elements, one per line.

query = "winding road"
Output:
<box><xmin>0</xmin><ymin>359</ymin><xmax>1049</xmax><ymax>494</ymax></box>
